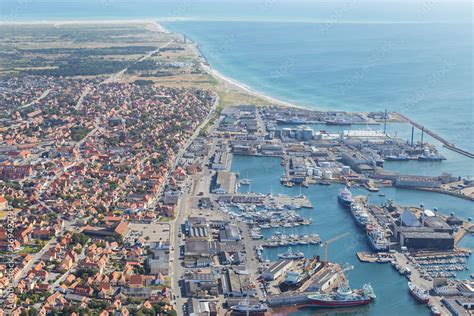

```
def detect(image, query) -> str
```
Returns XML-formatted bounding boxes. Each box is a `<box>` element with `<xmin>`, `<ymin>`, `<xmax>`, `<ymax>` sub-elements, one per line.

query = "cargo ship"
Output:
<box><xmin>408</xmin><ymin>282</ymin><xmax>430</xmax><ymax>304</ymax></box>
<box><xmin>337</xmin><ymin>186</ymin><xmax>353</xmax><ymax>208</ymax></box>
<box><xmin>367</xmin><ymin>229</ymin><xmax>389</xmax><ymax>252</ymax></box>
<box><xmin>306</xmin><ymin>283</ymin><xmax>375</xmax><ymax>308</ymax></box>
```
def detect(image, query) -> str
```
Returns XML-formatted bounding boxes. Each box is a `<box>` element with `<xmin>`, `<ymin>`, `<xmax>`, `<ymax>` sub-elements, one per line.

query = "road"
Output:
<box><xmin>12</xmin><ymin>237</ymin><xmax>57</xmax><ymax>286</ymax></box>
<box><xmin>168</xmin><ymin>94</ymin><xmax>219</xmax><ymax>312</ymax></box>
<box><xmin>75</xmin><ymin>40</ymin><xmax>175</xmax><ymax>111</ymax></box>
<box><xmin>20</xmin><ymin>89</ymin><xmax>51</xmax><ymax>109</ymax></box>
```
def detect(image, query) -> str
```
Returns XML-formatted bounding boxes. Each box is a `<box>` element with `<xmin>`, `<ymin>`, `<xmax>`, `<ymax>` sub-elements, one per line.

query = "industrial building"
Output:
<box><xmin>398</xmin><ymin>228</ymin><xmax>454</xmax><ymax>250</ymax></box>
<box><xmin>262</xmin><ymin>259</ymin><xmax>293</xmax><ymax>281</ymax></box>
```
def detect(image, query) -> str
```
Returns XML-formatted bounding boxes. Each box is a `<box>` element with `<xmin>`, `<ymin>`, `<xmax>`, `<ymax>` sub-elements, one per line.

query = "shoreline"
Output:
<box><xmin>4</xmin><ymin>20</ymin><xmax>471</xmax><ymax>160</ymax></box>
<box><xmin>166</xmin><ymin>25</ymin><xmax>309</xmax><ymax>110</ymax></box>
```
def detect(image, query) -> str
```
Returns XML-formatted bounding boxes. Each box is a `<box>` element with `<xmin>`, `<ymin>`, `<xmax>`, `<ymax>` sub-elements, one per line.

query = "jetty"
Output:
<box><xmin>396</xmin><ymin>112</ymin><xmax>474</xmax><ymax>158</ymax></box>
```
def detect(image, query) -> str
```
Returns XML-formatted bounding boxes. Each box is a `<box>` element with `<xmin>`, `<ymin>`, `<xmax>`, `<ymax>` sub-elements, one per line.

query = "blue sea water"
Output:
<box><xmin>164</xmin><ymin>20</ymin><xmax>474</xmax><ymax>177</ymax></box>
<box><xmin>231</xmin><ymin>155</ymin><xmax>473</xmax><ymax>316</ymax></box>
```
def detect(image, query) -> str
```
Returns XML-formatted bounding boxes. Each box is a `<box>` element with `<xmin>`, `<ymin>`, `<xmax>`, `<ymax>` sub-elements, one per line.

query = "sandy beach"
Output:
<box><xmin>0</xmin><ymin>19</ymin><xmax>166</xmax><ymax>32</ymax></box>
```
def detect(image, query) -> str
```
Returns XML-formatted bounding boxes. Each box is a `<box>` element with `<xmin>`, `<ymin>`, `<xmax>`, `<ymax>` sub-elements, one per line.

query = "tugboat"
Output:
<box><xmin>338</xmin><ymin>186</ymin><xmax>354</xmax><ymax>208</ymax></box>
<box><xmin>278</xmin><ymin>247</ymin><xmax>304</xmax><ymax>260</ymax></box>
<box><xmin>230</xmin><ymin>297</ymin><xmax>268</xmax><ymax>315</ymax></box>
<box><xmin>408</xmin><ymin>282</ymin><xmax>430</xmax><ymax>304</ymax></box>
<box><xmin>306</xmin><ymin>283</ymin><xmax>376</xmax><ymax>308</ymax></box>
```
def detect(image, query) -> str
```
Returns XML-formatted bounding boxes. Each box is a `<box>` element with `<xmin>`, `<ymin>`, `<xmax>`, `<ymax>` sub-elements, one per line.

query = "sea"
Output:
<box><xmin>1</xmin><ymin>0</ymin><xmax>473</xmax><ymax>314</ymax></box>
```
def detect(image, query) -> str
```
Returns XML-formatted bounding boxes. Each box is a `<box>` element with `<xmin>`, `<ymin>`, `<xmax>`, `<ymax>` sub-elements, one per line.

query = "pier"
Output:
<box><xmin>396</xmin><ymin>112</ymin><xmax>474</xmax><ymax>158</ymax></box>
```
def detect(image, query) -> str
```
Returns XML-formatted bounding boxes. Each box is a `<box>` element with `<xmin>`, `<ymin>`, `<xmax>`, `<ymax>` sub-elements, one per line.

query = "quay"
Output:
<box><xmin>396</xmin><ymin>112</ymin><xmax>474</xmax><ymax>158</ymax></box>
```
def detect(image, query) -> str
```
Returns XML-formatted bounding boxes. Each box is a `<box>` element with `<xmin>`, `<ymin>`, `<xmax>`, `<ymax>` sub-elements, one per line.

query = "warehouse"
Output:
<box><xmin>262</xmin><ymin>259</ymin><xmax>293</xmax><ymax>281</ymax></box>
<box><xmin>399</xmin><ymin>230</ymin><xmax>454</xmax><ymax>250</ymax></box>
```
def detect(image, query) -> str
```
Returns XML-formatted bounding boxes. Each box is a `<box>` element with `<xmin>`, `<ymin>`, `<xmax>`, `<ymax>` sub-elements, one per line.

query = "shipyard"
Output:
<box><xmin>166</xmin><ymin>104</ymin><xmax>473</xmax><ymax>315</ymax></box>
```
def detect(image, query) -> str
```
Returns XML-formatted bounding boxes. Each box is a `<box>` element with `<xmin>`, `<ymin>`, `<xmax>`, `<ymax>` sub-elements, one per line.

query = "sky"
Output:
<box><xmin>0</xmin><ymin>0</ymin><xmax>472</xmax><ymax>23</ymax></box>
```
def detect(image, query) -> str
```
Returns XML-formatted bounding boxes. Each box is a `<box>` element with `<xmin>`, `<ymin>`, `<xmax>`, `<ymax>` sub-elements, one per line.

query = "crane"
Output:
<box><xmin>340</xmin><ymin>263</ymin><xmax>354</xmax><ymax>274</ymax></box>
<box><xmin>321</xmin><ymin>232</ymin><xmax>350</xmax><ymax>264</ymax></box>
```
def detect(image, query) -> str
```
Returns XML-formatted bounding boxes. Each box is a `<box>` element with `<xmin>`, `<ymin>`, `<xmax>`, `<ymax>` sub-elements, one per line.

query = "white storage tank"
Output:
<box><xmin>313</xmin><ymin>168</ymin><xmax>323</xmax><ymax>177</ymax></box>
<box><xmin>341</xmin><ymin>166</ymin><xmax>351</xmax><ymax>175</ymax></box>
<box><xmin>323</xmin><ymin>170</ymin><xmax>333</xmax><ymax>179</ymax></box>
<box><xmin>320</xmin><ymin>161</ymin><xmax>331</xmax><ymax>168</ymax></box>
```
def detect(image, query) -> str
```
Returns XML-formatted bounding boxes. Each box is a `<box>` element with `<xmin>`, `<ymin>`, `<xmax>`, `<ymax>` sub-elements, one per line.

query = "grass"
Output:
<box><xmin>158</xmin><ymin>216</ymin><xmax>174</xmax><ymax>222</ymax></box>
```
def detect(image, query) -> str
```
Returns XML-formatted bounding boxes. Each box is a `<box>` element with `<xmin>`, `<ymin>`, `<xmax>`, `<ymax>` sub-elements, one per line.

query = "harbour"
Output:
<box><xmin>174</xmin><ymin>104</ymin><xmax>473</xmax><ymax>316</ymax></box>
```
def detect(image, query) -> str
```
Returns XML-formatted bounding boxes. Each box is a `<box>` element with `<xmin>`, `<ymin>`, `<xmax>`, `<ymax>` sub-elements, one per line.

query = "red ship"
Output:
<box><xmin>306</xmin><ymin>283</ymin><xmax>375</xmax><ymax>308</ymax></box>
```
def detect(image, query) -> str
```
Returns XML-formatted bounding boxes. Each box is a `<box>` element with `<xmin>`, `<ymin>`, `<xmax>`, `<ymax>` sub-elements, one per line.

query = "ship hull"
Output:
<box><xmin>306</xmin><ymin>298</ymin><xmax>371</xmax><ymax>308</ymax></box>
<box><xmin>409</xmin><ymin>291</ymin><xmax>430</xmax><ymax>304</ymax></box>
<box><xmin>367</xmin><ymin>235</ymin><xmax>389</xmax><ymax>252</ymax></box>
<box><xmin>231</xmin><ymin>311</ymin><xmax>267</xmax><ymax>316</ymax></box>
<box><xmin>354</xmin><ymin>218</ymin><xmax>368</xmax><ymax>229</ymax></box>
<box><xmin>337</xmin><ymin>195</ymin><xmax>353</xmax><ymax>208</ymax></box>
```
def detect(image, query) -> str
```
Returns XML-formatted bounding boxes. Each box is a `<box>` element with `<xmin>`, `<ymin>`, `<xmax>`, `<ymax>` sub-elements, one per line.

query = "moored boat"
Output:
<box><xmin>350</xmin><ymin>203</ymin><xmax>369</xmax><ymax>229</ymax></box>
<box><xmin>278</xmin><ymin>247</ymin><xmax>304</xmax><ymax>259</ymax></box>
<box><xmin>230</xmin><ymin>300</ymin><xmax>268</xmax><ymax>315</ymax></box>
<box><xmin>430</xmin><ymin>306</ymin><xmax>441</xmax><ymax>316</ymax></box>
<box><xmin>408</xmin><ymin>282</ymin><xmax>430</xmax><ymax>304</ymax></box>
<box><xmin>367</xmin><ymin>229</ymin><xmax>389</xmax><ymax>252</ymax></box>
<box><xmin>306</xmin><ymin>283</ymin><xmax>375</xmax><ymax>308</ymax></box>
<box><xmin>338</xmin><ymin>186</ymin><xmax>353</xmax><ymax>208</ymax></box>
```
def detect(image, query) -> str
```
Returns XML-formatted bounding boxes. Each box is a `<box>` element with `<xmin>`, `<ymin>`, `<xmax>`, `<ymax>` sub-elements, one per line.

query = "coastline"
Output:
<box><xmin>159</xmin><ymin>22</ymin><xmax>303</xmax><ymax>109</ymax></box>
<box><xmin>3</xmin><ymin>20</ymin><xmax>471</xmax><ymax>159</ymax></box>
<box><xmin>0</xmin><ymin>19</ymin><xmax>300</xmax><ymax>109</ymax></box>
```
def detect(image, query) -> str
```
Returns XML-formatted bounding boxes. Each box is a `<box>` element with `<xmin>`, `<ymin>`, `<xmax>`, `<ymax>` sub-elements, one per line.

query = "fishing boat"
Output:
<box><xmin>408</xmin><ymin>282</ymin><xmax>430</xmax><ymax>304</ymax></box>
<box><xmin>278</xmin><ymin>247</ymin><xmax>304</xmax><ymax>259</ymax></box>
<box><xmin>338</xmin><ymin>186</ymin><xmax>354</xmax><ymax>208</ymax></box>
<box><xmin>385</xmin><ymin>154</ymin><xmax>410</xmax><ymax>161</ymax></box>
<box><xmin>367</xmin><ymin>229</ymin><xmax>389</xmax><ymax>252</ymax></box>
<box><xmin>306</xmin><ymin>283</ymin><xmax>375</xmax><ymax>308</ymax></box>
<box><xmin>350</xmin><ymin>204</ymin><xmax>370</xmax><ymax>228</ymax></box>
<box><xmin>230</xmin><ymin>297</ymin><xmax>269</xmax><ymax>315</ymax></box>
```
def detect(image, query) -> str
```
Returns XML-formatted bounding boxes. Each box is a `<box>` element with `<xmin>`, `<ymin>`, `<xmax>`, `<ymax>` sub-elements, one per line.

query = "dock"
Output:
<box><xmin>396</xmin><ymin>112</ymin><xmax>474</xmax><ymax>159</ymax></box>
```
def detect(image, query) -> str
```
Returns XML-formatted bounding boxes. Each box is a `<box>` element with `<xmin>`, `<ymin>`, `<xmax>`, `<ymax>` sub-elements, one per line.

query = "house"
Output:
<box><xmin>0</xmin><ymin>197</ymin><xmax>8</xmax><ymax>211</ymax></box>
